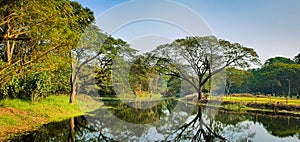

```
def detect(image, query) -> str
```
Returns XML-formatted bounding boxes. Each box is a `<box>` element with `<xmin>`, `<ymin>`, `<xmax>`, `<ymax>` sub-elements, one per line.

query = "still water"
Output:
<box><xmin>7</xmin><ymin>99</ymin><xmax>300</xmax><ymax>142</ymax></box>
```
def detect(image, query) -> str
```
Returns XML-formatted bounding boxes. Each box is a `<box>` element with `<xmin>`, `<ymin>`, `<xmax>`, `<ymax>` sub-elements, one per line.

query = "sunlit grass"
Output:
<box><xmin>223</xmin><ymin>96</ymin><xmax>300</xmax><ymax>105</ymax></box>
<box><xmin>0</xmin><ymin>95</ymin><xmax>85</xmax><ymax>140</ymax></box>
<box><xmin>0</xmin><ymin>99</ymin><xmax>31</xmax><ymax>109</ymax></box>
<box><xmin>0</xmin><ymin>116</ymin><xmax>19</xmax><ymax>126</ymax></box>
<box><xmin>0</xmin><ymin>95</ymin><xmax>83</xmax><ymax>121</ymax></box>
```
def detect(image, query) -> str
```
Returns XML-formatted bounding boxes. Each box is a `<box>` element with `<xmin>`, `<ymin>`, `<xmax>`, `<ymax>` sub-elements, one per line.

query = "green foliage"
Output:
<box><xmin>0</xmin><ymin>0</ymin><xmax>80</xmax><ymax>84</ymax></box>
<box><xmin>73</xmin><ymin>24</ymin><xmax>138</xmax><ymax>98</ymax></box>
<box><xmin>128</xmin><ymin>55</ymin><xmax>166</xmax><ymax>95</ymax></box>
<box><xmin>224</xmin><ymin>55</ymin><xmax>300</xmax><ymax>96</ymax></box>
<box><xmin>0</xmin><ymin>0</ymin><xmax>95</xmax><ymax>101</ymax></box>
<box><xmin>0</xmin><ymin>72</ymin><xmax>51</xmax><ymax>101</ymax></box>
<box><xmin>0</xmin><ymin>76</ymin><xmax>22</xmax><ymax>99</ymax></box>
<box><xmin>264</xmin><ymin>57</ymin><xmax>295</xmax><ymax>66</ymax></box>
<box><xmin>0</xmin><ymin>68</ymin><xmax>72</xmax><ymax>102</ymax></box>
<box><xmin>249</xmin><ymin>62</ymin><xmax>300</xmax><ymax>95</ymax></box>
<box><xmin>225</xmin><ymin>67</ymin><xmax>252</xmax><ymax>94</ymax></box>
<box><xmin>25</xmin><ymin>72</ymin><xmax>53</xmax><ymax>102</ymax></box>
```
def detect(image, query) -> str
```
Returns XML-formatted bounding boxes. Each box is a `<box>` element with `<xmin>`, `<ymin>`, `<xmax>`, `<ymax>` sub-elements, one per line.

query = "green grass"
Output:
<box><xmin>0</xmin><ymin>95</ymin><xmax>83</xmax><ymax>121</ymax></box>
<box><xmin>0</xmin><ymin>99</ymin><xmax>31</xmax><ymax>109</ymax></box>
<box><xmin>0</xmin><ymin>95</ymin><xmax>85</xmax><ymax>140</ymax></box>
<box><xmin>0</xmin><ymin>116</ymin><xmax>19</xmax><ymax>126</ymax></box>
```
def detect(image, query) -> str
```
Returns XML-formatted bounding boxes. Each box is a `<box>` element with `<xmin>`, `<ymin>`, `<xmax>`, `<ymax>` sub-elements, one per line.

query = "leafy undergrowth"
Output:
<box><xmin>0</xmin><ymin>95</ymin><xmax>83</xmax><ymax>141</ymax></box>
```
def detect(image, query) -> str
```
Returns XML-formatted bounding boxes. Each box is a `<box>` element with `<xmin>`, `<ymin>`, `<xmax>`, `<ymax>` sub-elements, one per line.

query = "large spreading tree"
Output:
<box><xmin>152</xmin><ymin>36</ymin><xmax>260</xmax><ymax>100</ymax></box>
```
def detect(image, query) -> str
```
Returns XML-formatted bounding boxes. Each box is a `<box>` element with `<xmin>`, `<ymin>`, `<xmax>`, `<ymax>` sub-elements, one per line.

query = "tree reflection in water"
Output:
<box><xmin>165</xmin><ymin>106</ymin><xmax>226</xmax><ymax>141</ymax></box>
<box><xmin>71</xmin><ymin>99</ymin><xmax>228</xmax><ymax>141</ymax></box>
<box><xmin>7</xmin><ymin>99</ymin><xmax>300</xmax><ymax>141</ymax></box>
<box><xmin>69</xmin><ymin>116</ymin><xmax>115</xmax><ymax>142</ymax></box>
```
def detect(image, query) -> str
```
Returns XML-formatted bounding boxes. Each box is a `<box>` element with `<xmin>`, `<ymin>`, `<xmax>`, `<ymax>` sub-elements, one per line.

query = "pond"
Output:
<box><xmin>7</xmin><ymin>99</ymin><xmax>300</xmax><ymax>142</ymax></box>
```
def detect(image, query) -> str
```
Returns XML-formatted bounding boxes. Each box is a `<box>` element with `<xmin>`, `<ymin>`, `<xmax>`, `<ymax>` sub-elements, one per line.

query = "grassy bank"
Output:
<box><xmin>214</xmin><ymin>95</ymin><xmax>300</xmax><ymax>117</ymax></box>
<box><xmin>183</xmin><ymin>95</ymin><xmax>300</xmax><ymax>117</ymax></box>
<box><xmin>223</xmin><ymin>96</ymin><xmax>300</xmax><ymax>105</ymax></box>
<box><xmin>0</xmin><ymin>95</ymin><xmax>84</xmax><ymax>141</ymax></box>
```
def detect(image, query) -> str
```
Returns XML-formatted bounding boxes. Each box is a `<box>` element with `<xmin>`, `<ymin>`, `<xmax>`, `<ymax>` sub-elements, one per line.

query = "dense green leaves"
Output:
<box><xmin>226</xmin><ymin>56</ymin><xmax>300</xmax><ymax>96</ymax></box>
<box><xmin>0</xmin><ymin>0</ymin><xmax>84</xmax><ymax>83</ymax></box>
<box><xmin>251</xmin><ymin>62</ymin><xmax>300</xmax><ymax>95</ymax></box>
<box><xmin>0</xmin><ymin>0</ymin><xmax>94</xmax><ymax>100</ymax></box>
<box><xmin>264</xmin><ymin>57</ymin><xmax>295</xmax><ymax>66</ymax></box>
<box><xmin>225</xmin><ymin>67</ymin><xmax>252</xmax><ymax>95</ymax></box>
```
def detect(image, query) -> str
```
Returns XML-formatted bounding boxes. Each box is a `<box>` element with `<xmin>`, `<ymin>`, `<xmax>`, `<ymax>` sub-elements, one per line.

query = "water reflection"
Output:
<box><xmin>165</xmin><ymin>106</ymin><xmax>226</xmax><ymax>141</ymax></box>
<box><xmin>80</xmin><ymin>98</ymin><xmax>195</xmax><ymax>141</ymax></box>
<box><xmin>7</xmin><ymin>99</ymin><xmax>300</xmax><ymax>142</ymax></box>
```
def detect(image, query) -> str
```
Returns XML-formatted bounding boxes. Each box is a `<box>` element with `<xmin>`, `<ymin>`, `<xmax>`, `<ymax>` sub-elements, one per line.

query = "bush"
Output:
<box><xmin>0</xmin><ymin>72</ymin><xmax>53</xmax><ymax>102</ymax></box>
<box><xmin>0</xmin><ymin>76</ymin><xmax>23</xmax><ymax>100</ymax></box>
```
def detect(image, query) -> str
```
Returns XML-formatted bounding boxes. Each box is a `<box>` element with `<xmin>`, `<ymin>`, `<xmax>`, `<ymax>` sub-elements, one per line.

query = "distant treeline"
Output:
<box><xmin>225</xmin><ymin>56</ymin><xmax>300</xmax><ymax>96</ymax></box>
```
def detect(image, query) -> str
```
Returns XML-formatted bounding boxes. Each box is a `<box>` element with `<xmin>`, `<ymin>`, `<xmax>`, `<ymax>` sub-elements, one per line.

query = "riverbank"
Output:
<box><xmin>181</xmin><ymin>95</ymin><xmax>300</xmax><ymax>118</ymax></box>
<box><xmin>1</xmin><ymin>95</ymin><xmax>300</xmax><ymax>141</ymax></box>
<box><xmin>0</xmin><ymin>95</ymin><xmax>84</xmax><ymax>141</ymax></box>
<box><xmin>221</xmin><ymin>95</ymin><xmax>300</xmax><ymax>117</ymax></box>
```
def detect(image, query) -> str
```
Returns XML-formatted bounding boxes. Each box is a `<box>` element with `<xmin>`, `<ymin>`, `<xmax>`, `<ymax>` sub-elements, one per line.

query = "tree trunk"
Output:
<box><xmin>70</xmin><ymin>84</ymin><xmax>76</xmax><ymax>104</ymax></box>
<box><xmin>198</xmin><ymin>86</ymin><xmax>203</xmax><ymax>101</ymax></box>
<box><xmin>68</xmin><ymin>117</ymin><xmax>75</xmax><ymax>142</ymax></box>
<box><xmin>70</xmin><ymin>52</ymin><xmax>76</xmax><ymax>104</ymax></box>
<box><xmin>5</xmin><ymin>40</ymin><xmax>12</xmax><ymax>64</ymax></box>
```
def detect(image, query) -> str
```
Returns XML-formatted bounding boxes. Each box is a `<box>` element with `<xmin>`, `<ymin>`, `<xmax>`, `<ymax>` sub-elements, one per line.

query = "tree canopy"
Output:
<box><xmin>0</xmin><ymin>0</ymin><xmax>93</xmax><ymax>86</ymax></box>
<box><xmin>151</xmin><ymin>36</ymin><xmax>260</xmax><ymax>100</ymax></box>
<box><xmin>0</xmin><ymin>0</ymin><xmax>94</xmax><ymax>100</ymax></box>
<box><xmin>224</xmin><ymin>56</ymin><xmax>300</xmax><ymax>96</ymax></box>
<box><xmin>264</xmin><ymin>57</ymin><xmax>295</xmax><ymax>66</ymax></box>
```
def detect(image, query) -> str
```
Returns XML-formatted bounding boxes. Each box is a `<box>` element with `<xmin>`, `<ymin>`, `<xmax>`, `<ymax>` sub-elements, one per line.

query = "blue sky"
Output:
<box><xmin>74</xmin><ymin>0</ymin><xmax>300</xmax><ymax>63</ymax></box>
